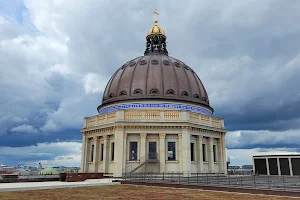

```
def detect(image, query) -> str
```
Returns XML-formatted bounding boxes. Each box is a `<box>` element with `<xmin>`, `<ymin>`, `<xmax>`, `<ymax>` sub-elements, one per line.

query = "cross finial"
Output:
<box><xmin>153</xmin><ymin>10</ymin><xmax>159</xmax><ymax>22</ymax></box>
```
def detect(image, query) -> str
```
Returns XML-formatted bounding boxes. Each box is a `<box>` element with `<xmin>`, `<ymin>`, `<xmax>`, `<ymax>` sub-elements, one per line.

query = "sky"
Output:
<box><xmin>0</xmin><ymin>0</ymin><xmax>300</xmax><ymax>168</ymax></box>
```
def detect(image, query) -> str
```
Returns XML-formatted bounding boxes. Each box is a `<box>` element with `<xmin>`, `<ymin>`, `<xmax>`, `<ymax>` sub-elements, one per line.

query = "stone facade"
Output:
<box><xmin>80</xmin><ymin>101</ymin><xmax>227</xmax><ymax>177</ymax></box>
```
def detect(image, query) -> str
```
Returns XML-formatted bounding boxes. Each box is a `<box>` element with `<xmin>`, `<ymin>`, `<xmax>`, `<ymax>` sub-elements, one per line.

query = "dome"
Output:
<box><xmin>146</xmin><ymin>20</ymin><xmax>166</xmax><ymax>38</ymax></box>
<box><xmin>97</xmin><ymin>12</ymin><xmax>213</xmax><ymax>114</ymax></box>
<box><xmin>38</xmin><ymin>167</ymin><xmax>59</xmax><ymax>175</ymax></box>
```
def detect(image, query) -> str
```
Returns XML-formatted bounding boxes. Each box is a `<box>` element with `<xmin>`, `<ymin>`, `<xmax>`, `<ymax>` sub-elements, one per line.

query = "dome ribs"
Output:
<box><xmin>127</xmin><ymin>57</ymin><xmax>143</xmax><ymax>96</ymax></box>
<box><xmin>163</xmin><ymin>56</ymin><xmax>179</xmax><ymax>95</ymax></box>
<box><xmin>147</xmin><ymin>54</ymin><xmax>162</xmax><ymax>95</ymax></box>
<box><xmin>130</xmin><ymin>55</ymin><xmax>152</xmax><ymax>96</ymax></box>
<box><xmin>99</xmin><ymin>55</ymin><xmax>213</xmax><ymax>113</ymax></box>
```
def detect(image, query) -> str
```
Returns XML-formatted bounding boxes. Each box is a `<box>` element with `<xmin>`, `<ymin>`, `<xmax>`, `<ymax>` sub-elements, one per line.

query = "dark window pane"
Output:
<box><xmin>202</xmin><ymin>144</ymin><xmax>206</xmax><ymax>161</ymax></box>
<box><xmin>168</xmin><ymin>142</ymin><xmax>176</xmax><ymax>161</ymax></box>
<box><xmin>111</xmin><ymin>142</ymin><xmax>115</xmax><ymax>161</ymax></box>
<box><xmin>100</xmin><ymin>143</ymin><xmax>104</xmax><ymax>161</ymax></box>
<box><xmin>91</xmin><ymin>144</ymin><xmax>94</xmax><ymax>162</ymax></box>
<box><xmin>149</xmin><ymin>142</ymin><xmax>157</xmax><ymax>160</ymax></box>
<box><xmin>213</xmin><ymin>145</ymin><xmax>217</xmax><ymax>162</ymax></box>
<box><xmin>191</xmin><ymin>143</ymin><xmax>195</xmax><ymax>161</ymax></box>
<box><xmin>129</xmin><ymin>142</ymin><xmax>138</xmax><ymax>161</ymax></box>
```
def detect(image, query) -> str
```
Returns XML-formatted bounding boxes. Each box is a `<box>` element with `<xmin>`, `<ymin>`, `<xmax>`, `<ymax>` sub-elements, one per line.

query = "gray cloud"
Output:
<box><xmin>0</xmin><ymin>0</ymin><xmax>300</xmax><ymax>165</ymax></box>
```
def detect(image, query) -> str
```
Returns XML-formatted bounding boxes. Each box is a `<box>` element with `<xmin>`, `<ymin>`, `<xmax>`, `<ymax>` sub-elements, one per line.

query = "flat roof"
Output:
<box><xmin>253</xmin><ymin>154</ymin><xmax>300</xmax><ymax>158</ymax></box>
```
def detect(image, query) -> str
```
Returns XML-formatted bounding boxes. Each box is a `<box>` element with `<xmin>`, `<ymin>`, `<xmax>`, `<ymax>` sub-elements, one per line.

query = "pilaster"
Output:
<box><xmin>182</xmin><ymin>127</ymin><xmax>191</xmax><ymax>176</ymax></box>
<box><xmin>197</xmin><ymin>135</ymin><xmax>203</xmax><ymax>172</ymax></box>
<box><xmin>93</xmin><ymin>136</ymin><xmax>100</xmax><ymax>172</ymax></box>
<box><xmin>140</xmin><ymin>133</ymin><xmax>147</xmax><ymax>159</ymax></box>
<box><xmin>208</xmin><ymin>137</ymin><xmax>214</xmax><ymax>173</ymax></box>
<box><xmin>103</xmin><ymin>135</ymin><xmax>109</xmax><ymax>173</ymax></box>
<box><xmin>114</xmin><ymin>126</ymin><xmax>124</xmax><ymax>177</ymax></box>
<box><xmin>123</xmin><ymin>133</ymin><xmax>127</xmax><ymax>172</ymax></box>
<box><xmin>159</xmin><ymin>133</ymin><xmax>166</xmax><ymax>172</ymax></box>
<box><xmin>80</xmin><ymin>134</ymin><xmax>87</xmax><ymax>172</ymax></box>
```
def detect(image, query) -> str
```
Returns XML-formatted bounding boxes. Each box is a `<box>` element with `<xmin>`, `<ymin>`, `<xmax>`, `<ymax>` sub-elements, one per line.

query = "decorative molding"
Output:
<box><xmin>159</xmin><ymin>133</ymin><xmax>166</xmax><ymax>139</ymax></box>
<box><xmin>140</xmin><ymin>133</ymin><xmax>147</xmax><ymax>138</ymax></box>
<box><xmin>182</xmin><ymin>126</ymin><xmax>190</xmax><ymax>131</ymax></box>
<box><xmin>99</xmin><ymin>103</ymin><xmax>212</xmax><ymax>116</ymax></box>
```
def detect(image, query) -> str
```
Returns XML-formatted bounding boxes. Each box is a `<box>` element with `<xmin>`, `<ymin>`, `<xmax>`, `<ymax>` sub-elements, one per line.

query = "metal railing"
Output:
<box><xmin>123</xmin><ymin>153</ymin><xmax>159</xmax><ymax>174</ymax></box>
<box><xmin>0</xmin><ymin>174</ymin><xmax>59</xmax><ymax>183</ymax></box>
<box><xmin>122</xmin><ymin>172</ymin><xmax>300</xmax><ymax>191</ymax></box>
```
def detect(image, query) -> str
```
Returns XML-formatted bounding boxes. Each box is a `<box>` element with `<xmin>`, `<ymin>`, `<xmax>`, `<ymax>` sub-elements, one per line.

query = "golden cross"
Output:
<box><xmin>154</xmin><ymin>10</ymin><xmax>159</xmax><ymax>21</ymax></box>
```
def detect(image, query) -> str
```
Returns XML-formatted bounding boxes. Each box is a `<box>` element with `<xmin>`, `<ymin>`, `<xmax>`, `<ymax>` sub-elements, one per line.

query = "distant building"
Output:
<box><xmin>228</xmin><ymin>166</ymin><xmax>240</xmax><ymax>170</ymax></box>
<box><xmin>242</xmin><ymin>165</ymin><xmax>253</xmax><ymax>170</ymax></box>
<box><xmin>253</xmin><ymin>154</ymin><xmax>300</xmax><ymax>176</ymax></box>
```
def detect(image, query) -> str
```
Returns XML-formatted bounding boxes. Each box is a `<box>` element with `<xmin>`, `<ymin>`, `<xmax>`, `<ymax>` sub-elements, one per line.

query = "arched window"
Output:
<box><xmin>119</xmin><ymin>91</ymin><xmax>127</xmax><ymax>96</ymax></box>
<box><xmin>133</xmin><ymin>89</ymin><xmax>143</xmax><ymax>94</ymax></box>
<box><xmin>166</xmin><ymin>89</ymin><xmax>175</xmax><ymax>95</ymax></box>
<box><xmin>109</xmin><ymin>93</ymin><xmax>115</xmax><ymax>98</ymax></box>
<box><xmin>193</xmin><ymin>94</ymin><xmax>200</xmax><ymax>99</ymax></box>
<box><xmin>150</xmin><ymin>89</ymin><xmax>159</xmax><ymax>94</ymax></box>
<box><xmin>181</xmin><ymin>91</ymin><xmax>189</xmax><ymax>97</ymax></box>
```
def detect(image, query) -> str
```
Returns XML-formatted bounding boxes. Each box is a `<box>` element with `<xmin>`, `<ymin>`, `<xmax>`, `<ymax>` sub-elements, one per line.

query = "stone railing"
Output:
<box><xmin>84</xmin><ymin>110</ymin><xmax>225</xmax><ymax>129</ymax></box>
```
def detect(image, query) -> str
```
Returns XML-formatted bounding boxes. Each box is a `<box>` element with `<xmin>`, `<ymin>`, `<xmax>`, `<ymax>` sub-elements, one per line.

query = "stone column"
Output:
<box><xmin>138</xmin><ymin>133</ymin><xmax>148</xmax><ymax>160</ymax></box>
<box><xmin>266</xmin><ymin>158</ymin><xmax>270</xmax><ymax>175</ymax></box>
<box><xmin>80</xmin><ymin>133</ymin><xmax>87</xmax><ymax>172</ymax></box>
<box><xmin>288</xmin><ymin>157</ymin><xmax>293</xmax><ymax>176</ymax></box>
<box><xmin>208</xmin><ymin>137</ymin><xmax>214</xmax><ymax>173</ymax></box>
<box><xmin>93</xmin><ymin>136</ymin><xmax>100</xmax><ymax>172</ymax></box>
<box><xmin>123</xmin><ymin>133</ymin><xmax>127</xmax><ymax>172</ymax></box>
<box><xmin>159</xmin><ymin>133</ymin><xmax>166</xmax><ymax>172</ymax></box>
<box><xmin>217</xmin><ymin>138</ymin><xmax>223</xmax><ymax>173</ymax></box>
<box><xmin>178</xmin><ymin>133</ymin><xmax>183</xmax><ymax>172</ymax></box>
<box><xmin>114</xmin><ymin>126</ymin><xmax>124</xmax><ymax>177</ymax></box>
<box><xmin>197</xmin><ymin>135</ymin><xmax>203</xmax><ymax>173</ymax></box>
<box><xmin>103</xmin><ymin>135</ymin><xmax>109</xmax><ymax>173</ymax></box>
<box><xmin>277</xmin><ymin>158</ymin><xmax>281</xmax><ymax>176</ymax></box>
<box><xmin>182</xmin><ymin>127</ymin><xmax>191</xmax><ymax>177</ymax></box>
<box><xmin>221</xmin><ymin>135</ymin><xmax>227</xmax><ymax>174</ymax></box>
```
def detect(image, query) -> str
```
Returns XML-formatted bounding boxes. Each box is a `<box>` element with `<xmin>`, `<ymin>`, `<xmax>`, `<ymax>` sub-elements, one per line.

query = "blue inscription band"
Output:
<box><xmin>99</xmin><ymin>103</ymin><xmax>212</xmax><ymax>115</ymax></box>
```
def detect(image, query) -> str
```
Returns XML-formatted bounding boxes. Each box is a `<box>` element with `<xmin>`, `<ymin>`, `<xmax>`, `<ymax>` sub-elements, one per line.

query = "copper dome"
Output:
<box><xmin>97</xmin><ymin>13</ymin><xmax>213</xmax><ymax>113</ymax></box>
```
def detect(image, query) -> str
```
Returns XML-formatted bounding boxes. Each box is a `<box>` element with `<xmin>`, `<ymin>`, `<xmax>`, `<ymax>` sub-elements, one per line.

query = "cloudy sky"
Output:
<box><xmin>0</xmin><ymin>0</ymin><xmax>300</xmax><ymax>167</ymax></box>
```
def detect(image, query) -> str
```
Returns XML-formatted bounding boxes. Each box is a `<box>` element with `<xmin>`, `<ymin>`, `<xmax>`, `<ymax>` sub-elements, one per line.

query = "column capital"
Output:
<box><xmin>124</xmin><ymin>133</ymin><xmax>128</xmax><ymax>138</ymax></box>
<box><xmin>182</xmin><ymin>126</ymin><xmax>190</xmax><ymax>131</ymax></box>
<box><xmin>114</xmin><ymin>125</ymin><xmax>124</xmax><ymax>131</ymax></box>
<box><xmin>93</xmin><ymin>136</ymin><xmax>98</xmax><ymax>141</ymax></box>
<box><xmin>159</xmin><ymin>133</ymin><xmax>166</xmax><ymax>139</ymax></box>
<box><xmin>103</xmin><ymin>135</ymin><xmax>109</xmax><ymax>140</ymax></box>
<box><xmin>140</xmin><ymin>133</ymin><xmax>147</xmax><ymax>138</ymax></box>
<box><xmin>198</xmin><ymin>135</ymin><xmax>203</xmax><ymax>139</ymax></box>
<box><xmin>178</xmin><ymin>133</ymin><xmax>182</xmax><ymax>139</ymax></box>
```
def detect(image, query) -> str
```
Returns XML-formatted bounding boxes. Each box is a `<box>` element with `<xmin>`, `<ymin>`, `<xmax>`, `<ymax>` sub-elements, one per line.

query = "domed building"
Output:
<box><xmin>80</xmin><ymin>13</ymin><xmax>227</xmax><ymax>177</ymax></box>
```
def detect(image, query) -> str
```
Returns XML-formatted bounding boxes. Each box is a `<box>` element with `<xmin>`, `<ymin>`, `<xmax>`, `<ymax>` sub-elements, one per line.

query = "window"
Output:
<box><xmin>129</xmin><ymin>142</ymin><xmax>138</xmax><ymax>161</ymax></box>
<box><xmin>90</xmin><ymin>144</ymin><xmax>94</xmax><ymax>162</ymax></box>
<box><xmin>111</xmin><ymin>142</ymin><xmax>115</xmax><ymax>161</ymax></box>
<box><xmin>133</xmin><ymin>89</ymin><xmax>143</xmax><ymax>94</ymax></box>
<box><xmin>119</xmin><ymin>90</ymin><xmax>127</xmax><ymax>96</ymax></box>
<box><xmin>193</xmin><ymin>94</ymin><xmax>200</xmax><ymax>99</ymax></box>
<box><xmin>202</xmin><ymin>144</ymin><xmax>206</xmax><ymax>161</ymax></box>
<box><xmin>213</xmin><ymin>145</ymin><xmax>217</xmax><ymax>162</ymax></box>
<box><xmin>100</xmin><ymin>143</ymin><xmax>104</xmax><ymax>161</ymax></box>
<box><xmin>181</xmin><ymin>91</ymin><xmax>189</xmax><ymax>97</ymax></box>
<box><xmin>166</xmin><ymin>89</ymin><xmax>175</xmax><ymax>95</ymax></box>
<box><xmin>191</xmin><ymin>143</ymin><xmax>195</xmax><ymax>161</ymax></box>
<box><xmin>167</xmin><ymin>142</ymin><xmax>176</xmax><ymax>161</ymax></box>
<box><xmin>150</xmin><ymin>89</ymin><xmax>159</xmax><ymax>94</ymax></box>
